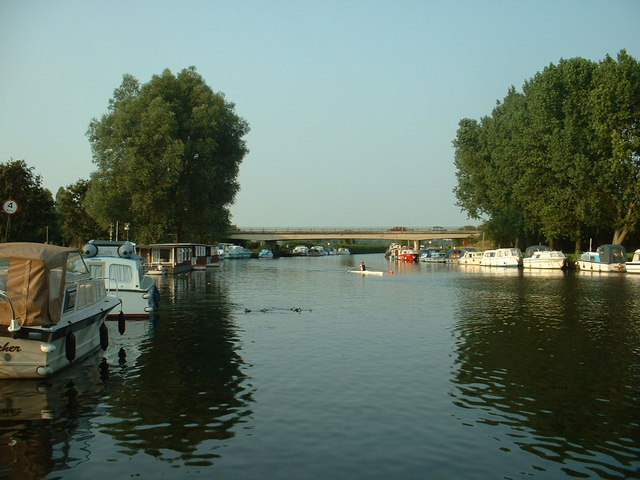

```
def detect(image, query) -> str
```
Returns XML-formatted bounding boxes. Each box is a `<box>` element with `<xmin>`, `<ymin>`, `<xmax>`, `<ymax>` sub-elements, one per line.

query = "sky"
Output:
<box><xmin>1</xmin><ymin>1</ymin><xmax>639</xmax><ymax>229</ymax></box>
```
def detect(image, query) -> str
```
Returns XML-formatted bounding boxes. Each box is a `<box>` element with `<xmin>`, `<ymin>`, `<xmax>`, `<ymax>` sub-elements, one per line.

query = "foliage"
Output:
<box><xmin>0</xmin><ymin>159</ymin><xmax>57</xmax><ymax>242</ymax></box>
<box><xmin>56</xmin><ymin>180</ymin><xmax>108</xmax><ymax>247</ymax></box>
<box><xmin>453</xmin><ymin>50</ymin><xmax>640</xmax><ymax>251</ymax></box>
<box><xmin>86</xmin><ymin>67</ymin><xmax>250</xmax><ymax>244</ymax></box>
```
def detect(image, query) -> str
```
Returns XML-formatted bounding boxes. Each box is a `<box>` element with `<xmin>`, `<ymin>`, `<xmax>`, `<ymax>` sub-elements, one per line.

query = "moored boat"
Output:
<box><xmin>222</xmin><ymin>244</ymin><xmax>252</xmax><ymax>259</ymax></box>
<box><xmin>337</xmin><ymin>247</ymin><xmax>351</xmax><ymax>255</ymax></box>
<box><xmin>83</xmin><ymin>240</ymin><xmax>160</xmax><ymax>319</ymax></box>
<box><xmin>522</xmin><ymin>245</ymin><xmax>567</xmax><ymax>270</ymax></box>
<box><xmin>576</xmin><ymin>244</ymin><xmax>626</xmax><ymax>272</ymax></box>
<box><xmin>138</xmin><ymin>243</ymin><xmax>194</xmax><ymax>275</ymax></box>
<box><xmin>626</xmin><ymin>249</ymin><xmax>640</xmax><ymax>274</ymax></box>
<box><xmin>0</xmin><ymin>242</ymin><xmax>121</xmax><ymax>378</ymax></box>
<box><xmin>291</xmin><ymin>245</ymin><xmax>309</xmax><ymax>256</ymax></box>
<box><xmin>258</xmin><ymin>249</ymin><xmax>274</xmax><ymax>259</ymax></box>
<box><xmin>386</xmin><ymin>243</ymin><xmax>418</xmax><ymax>262</ymax></box>
<box><xmin>309</xmin><ymin>245</ymin><xmax>328</xmax><ymax>256</ymax></box>
<box><xmin>480</xmin><ymin>248</ymin><xmax>522</xmax><ymax>267</ymax></box>
<box><xmin>458</xmin><ymin>250</ymin><xmax>484</xmax><ymax>265</ymax></box>
<box><xmin>419</xmin><ymin>249</ymin><xmax>446</xmax><ymax>262</ymax></box>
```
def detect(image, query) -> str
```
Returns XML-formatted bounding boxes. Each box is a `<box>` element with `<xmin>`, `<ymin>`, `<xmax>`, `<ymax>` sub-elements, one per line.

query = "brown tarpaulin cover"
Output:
<box><xmin>0</xmin><ymin>243</ymin><xmax>74</xmax><ymax>327</ymax></box>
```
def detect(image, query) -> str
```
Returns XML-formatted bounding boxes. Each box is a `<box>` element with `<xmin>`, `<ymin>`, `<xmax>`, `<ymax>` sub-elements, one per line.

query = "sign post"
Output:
<box><xmin>3</xmin><ymin>200</ymin><xmax>18</xmax><ymax>242</ymax></box>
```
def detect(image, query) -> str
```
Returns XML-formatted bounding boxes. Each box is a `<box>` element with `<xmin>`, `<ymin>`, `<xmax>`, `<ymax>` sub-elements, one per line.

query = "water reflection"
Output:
<box><xmin>99</xmin><ymin>270</ymin><xmax>254</xmax><ymax>466</ymax></box>
<box><xmin>451</xmin><ymin>272</ymin><xmax>640</xmax><ymax>478</ymax></box>
<box><xmin>0</xmin><ymin>354</ymin><xmax>109</xmax><ymax>479</ymax></box>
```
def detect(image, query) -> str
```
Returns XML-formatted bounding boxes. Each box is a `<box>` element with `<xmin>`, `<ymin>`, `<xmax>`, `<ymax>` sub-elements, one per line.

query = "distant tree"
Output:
<box><xmin>56</xmin><ymin>180</ymin><xmax>108</xmax><ymax>247</ymax></box>
<box><xmin>0</xmin><ymin>159</ymin><xmax>56</xmax><ymax>242</ymax></box>
<box><xmin>85</xmin><ymin>67</ymin><xmax>250</xmax><ymax>244</ymax></box>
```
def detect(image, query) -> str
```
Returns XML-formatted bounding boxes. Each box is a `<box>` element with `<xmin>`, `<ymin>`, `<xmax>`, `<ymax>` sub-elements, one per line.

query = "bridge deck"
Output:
<box><xmin>229</xmin><ymin>228</ymin><xmax>479</xmax><ymax>242</ymax></box>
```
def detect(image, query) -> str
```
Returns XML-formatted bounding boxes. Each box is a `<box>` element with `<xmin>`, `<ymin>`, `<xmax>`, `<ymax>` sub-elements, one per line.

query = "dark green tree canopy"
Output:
<box><xmin>453</xmin><ymin>50</ymin><xmax>640</xmax><ymax>250</ymax></box>
<box><xmin>56</xmin><ymin>180</ymin><xmax>107</xmax><ymax>247</ymax></box>
<box><xmin>0</xmin><ymin>159</ymin><xmax>56</xmax><ymax>242</ymax></box>
<box><xmin>86</xmin><ymin>67</ymin><xmax>250</xmax><ymax>244</ymax></box>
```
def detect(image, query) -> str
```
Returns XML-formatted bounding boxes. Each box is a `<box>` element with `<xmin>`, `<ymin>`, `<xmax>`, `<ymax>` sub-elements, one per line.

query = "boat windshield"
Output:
<box><xmin>66</xmin><ymin>252</ymin><xmax>89</xmax><ymax>275</ymax></box>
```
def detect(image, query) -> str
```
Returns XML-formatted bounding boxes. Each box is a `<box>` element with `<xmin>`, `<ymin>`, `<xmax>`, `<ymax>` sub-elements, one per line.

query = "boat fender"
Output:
<box><xmin>118</xmin><ymin>242</ymin><xmax>135</xmax><ymax>258</ymax></box>
<box><xmin>100</xmin><ymin>322</ymin><xmax>109</xmax><ymax>350</ymax></box>
<box><xmin>82</xmin><ymin>243</ymin><xmax>98</xmax><ymax>257</ymax></box>
<box><xmin>65</xmin><ymin>332</ymin><xmax>76</xmax><ymax>362</ymax></box>
<box><xmin>118</xmin><ymin>311</ymin><xmax>126</xmax><ymax>334</ymax></box>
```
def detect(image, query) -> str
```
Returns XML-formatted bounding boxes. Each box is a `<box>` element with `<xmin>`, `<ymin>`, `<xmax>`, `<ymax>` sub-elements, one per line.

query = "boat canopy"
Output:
<box><xmin>596</xmin><ymin>244</ymin><xmax>626</xmax><ymax>264</ymax></box>
<box><xmin>0</xmin><ymin>243</ymin><xmax>83</xmax><ymax>327</ymax></box>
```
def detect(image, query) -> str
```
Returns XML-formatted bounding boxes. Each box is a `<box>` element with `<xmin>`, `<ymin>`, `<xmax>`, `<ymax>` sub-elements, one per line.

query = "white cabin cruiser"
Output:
<box><xmin>626</xmin><ymin>249</ymin><xmax>640</xmax><ymax>274</ymax></box>
<box><xmin>480</xmin><ymin>248</ymin><xmax>522</xmax><ymax>267</ymax></box>
<box><xmin>522</xmin><ymin>245</ymin><xmax>567</xmax><ymax>270</ymax></box>
<box><xmin>291</xmin><ymin>245</ymin><xmax>309</xmax><ymax>256</ymax></box>
<box><xmin>0</xmin><ymin>242</ymin><xmax>120</xmax><ymax>378</ymax></box>
<box><xmin>83</xmin><ymin>240</ymin><xmax>160</xmax><ymax>319</ymax></box>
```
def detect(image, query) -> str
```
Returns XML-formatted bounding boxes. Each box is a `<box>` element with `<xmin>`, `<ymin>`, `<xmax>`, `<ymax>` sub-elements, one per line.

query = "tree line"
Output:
<box><xmin>0</xmin><ymin>67</ymin><xmax>249</xmax><ymax>247</ymax></box>
<box><xmin>453</xmin><ymin>50</ymin><xmax>640</xmax><ymax>252</ymax></box>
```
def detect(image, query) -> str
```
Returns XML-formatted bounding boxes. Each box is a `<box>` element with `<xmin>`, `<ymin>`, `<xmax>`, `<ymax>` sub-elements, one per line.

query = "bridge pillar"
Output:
<box><xmin>413</xmin><ymin>240</ymin><xmax>420</xmax><ymax>251</ymax></box>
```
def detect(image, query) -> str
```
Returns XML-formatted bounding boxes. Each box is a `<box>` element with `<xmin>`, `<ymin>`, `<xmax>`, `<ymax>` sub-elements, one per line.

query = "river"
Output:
<box><xmin>1</xmin><ymin>254</ymin><xmax>639</xmax><ymax>479</ymax></box>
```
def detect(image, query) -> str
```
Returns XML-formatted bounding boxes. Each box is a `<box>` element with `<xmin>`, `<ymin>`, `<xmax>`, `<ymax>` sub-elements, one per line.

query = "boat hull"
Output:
<box><xmin>0</xmin><ymin>300</ymin><xmax>118</xmax><ymax>379</ymax></box>
<box><xmin>523</xmin><ymin>259</ymin><xmax>567</xmax><ymax>269</ymax></box>
<box><xmin>626</xmin><ymin>262</ymin><xmax>640</xmax><ymax>274</ymax></box>
<box><xmin>348</xmin><ymin>270</ymin><xmax>384</xmax><ymax>276</ymax></box>
<box><xmin>576</xmin><ymin>260</ymin><xmax>625</xmax><ymax>272</ymax></box>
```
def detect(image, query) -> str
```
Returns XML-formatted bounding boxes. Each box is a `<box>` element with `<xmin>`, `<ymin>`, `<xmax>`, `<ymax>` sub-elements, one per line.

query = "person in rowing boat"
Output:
<box><xmin>359</xmin><ymin>261</ymin><xmax>366</xmax><ymax>271</ymax></box>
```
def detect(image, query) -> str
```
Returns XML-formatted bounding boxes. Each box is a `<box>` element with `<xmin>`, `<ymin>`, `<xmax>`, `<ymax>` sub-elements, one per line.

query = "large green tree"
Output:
<box><xmin>86</xmin><ymin>67</ymin><xmax>250</xmax><ymax>244</ymax></box>
<box><xmin>56</xmin><ymin>179</ymin><xmax>107</xmax><ymax>247</ymax></box>
<box><xmin>0</xmin><ymin>159</ymin><xmax>57</xmax><ymax>242</ymax></box>
<box><xmin>453</xmin><ymin>50</ymin><xmax>640</xmax><ymax>251</ymax></box>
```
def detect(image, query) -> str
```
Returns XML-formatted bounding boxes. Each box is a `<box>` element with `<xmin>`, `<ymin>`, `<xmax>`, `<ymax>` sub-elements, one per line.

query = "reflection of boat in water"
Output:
<box><xmin>0</xmin><ymin>352</ymin><xmax>107</xmax><ymax>421</ymax></box>
<box><xmin>0</xmin><ymin>351</ymin><xmax>108</xmax><ymax>479</ymax></box>
<box><xmin>0</xmin><ymin>243</ymin><xmax>120</xmax><ymax>379</ymax></box>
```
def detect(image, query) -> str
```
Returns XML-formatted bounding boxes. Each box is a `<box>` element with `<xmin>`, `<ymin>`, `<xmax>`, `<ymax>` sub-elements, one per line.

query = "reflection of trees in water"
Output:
<box><xmin>101</xmin><ymin>270</ymin><xmax>254</xmax><ymax>466</ymax></box>
<box><xmin>0</xmin><ymin>356</ymin><xmax>109</xmax><ymax>479</ymax></box>
<box><xmin>451</xmin><ymin>273</ymin><xmax>640</xmax><ymax>478</ymax></box>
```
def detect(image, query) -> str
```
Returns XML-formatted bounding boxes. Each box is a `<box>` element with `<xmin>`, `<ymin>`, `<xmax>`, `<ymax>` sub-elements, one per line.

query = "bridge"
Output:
<box><xmin>229</xmin><ymin>227</ymin><xmax>480</xmax><ymax>248</ymax></box>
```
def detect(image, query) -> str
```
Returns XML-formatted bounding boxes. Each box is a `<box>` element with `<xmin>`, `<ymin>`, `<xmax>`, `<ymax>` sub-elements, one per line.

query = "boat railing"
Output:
<box><xmin>0</xmin><ymin>289</ymin><xmax>20</xmax><ymax>333</ymax></box>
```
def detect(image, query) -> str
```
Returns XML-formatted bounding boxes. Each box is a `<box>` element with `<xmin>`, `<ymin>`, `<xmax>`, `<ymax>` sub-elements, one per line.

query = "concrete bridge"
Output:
<box><xmin>229</xmin><ymin>227</ymin><xmax>480</xmax><ymax>247</ymax></box>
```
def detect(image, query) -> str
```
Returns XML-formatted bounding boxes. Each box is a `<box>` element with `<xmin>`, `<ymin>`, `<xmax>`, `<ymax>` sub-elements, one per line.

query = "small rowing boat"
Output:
<box><xmin>348</xmin><ymin>269</ymin><xmax>384</xmax><ymax>276</ymax></box>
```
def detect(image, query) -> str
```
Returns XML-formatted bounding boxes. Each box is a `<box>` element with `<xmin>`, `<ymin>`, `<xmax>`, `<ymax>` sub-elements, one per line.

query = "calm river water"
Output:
<box><xmin>1</xmin><ymin>254</ymin><xmax>639</xmax><ymax>479</ymax></box>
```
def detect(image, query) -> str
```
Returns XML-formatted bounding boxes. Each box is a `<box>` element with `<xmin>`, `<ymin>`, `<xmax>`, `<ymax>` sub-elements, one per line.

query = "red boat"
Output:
<box><xmin>385</xmin><ymin>243</ymin><xmax>419</xmax><ymax>262</ymax></box>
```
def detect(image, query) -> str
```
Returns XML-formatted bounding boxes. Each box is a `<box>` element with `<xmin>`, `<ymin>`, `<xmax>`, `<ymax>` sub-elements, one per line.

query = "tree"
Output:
<box><xmin>86</xmin><ymin>67</ymin><xmax>250</xmax><ymax>244</ymax></box>
<box><xmin>588</xmin><ymin>50</ymin><xmax>640</xmax><ymax>244</ymax></box>
<box><xmin>56</xmin><ymin>180</ymin><xmax>108</xmax><ymax>247</ymax></box>
<box><xmin>0</xmin><ymin>159</ymin><xmax>57</xmax><ymax>242</ymax></box>
<box><xmin>453</xmin><ymin>51</ymin><xmax>640</xmax><ymax>251</ymax></box>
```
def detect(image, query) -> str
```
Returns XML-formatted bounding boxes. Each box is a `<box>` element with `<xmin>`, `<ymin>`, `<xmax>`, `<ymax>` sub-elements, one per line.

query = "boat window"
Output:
<box><xmin>64</xmin><ymin>287</ymin><xmax>77</xmax><ymax>312</ymax></box>
<box><xmin>89</xmin><ymin>264</ymin><xmax>104</xmax><ymax>280</ymax></box>
<box><xmin>109</xmin><ymin>264</ymin><xmax>133</xmax><ymax>284</ymax></box>
<box><xmin>67</xmin><ymin>252</ymin><xmax>89</xmax><ymax>275</ymax></box>
<box><xmin>0</xmin><ymin>258</ymin><xmax>9</xmax><ymax>292</ymax></box>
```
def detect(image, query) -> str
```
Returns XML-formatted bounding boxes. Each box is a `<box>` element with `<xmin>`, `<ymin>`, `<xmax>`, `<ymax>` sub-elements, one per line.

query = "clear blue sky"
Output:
<box><xmin>1</xmin><ymin>1</ymin><xmax>638</xmax><ymax>228</ymax></box>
